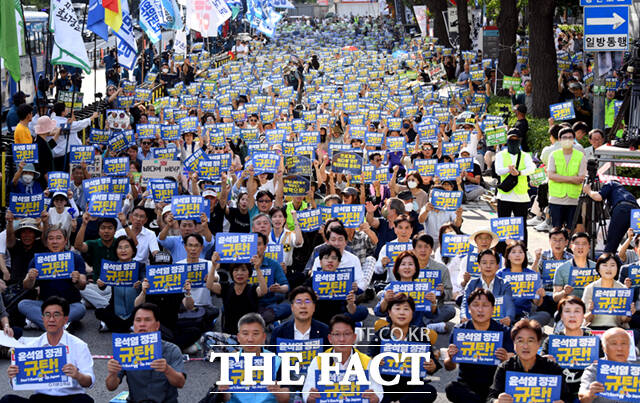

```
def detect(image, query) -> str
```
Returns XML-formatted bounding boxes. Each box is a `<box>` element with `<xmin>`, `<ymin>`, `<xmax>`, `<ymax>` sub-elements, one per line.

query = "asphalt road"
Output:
<box><xmin>0</xmin><ymin>200</ymin><xmax>549</xmax><ymax>402</ymax></box>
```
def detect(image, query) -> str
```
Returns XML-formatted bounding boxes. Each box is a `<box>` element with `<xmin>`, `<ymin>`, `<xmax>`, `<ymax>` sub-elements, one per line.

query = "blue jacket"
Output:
<box><xmin>268</xmin><ymin>318</ymin><xmax>330</xmax><ymax>352</ymax></box>
<box><xmin>461</xmin><ymin>276</ymin><xmax>515</xmax><ymax>322</ymax></box>
<box><xmin>620</xmin><ymin>264</ymin><xmax>640</xmax><ymax>302</ymax></box>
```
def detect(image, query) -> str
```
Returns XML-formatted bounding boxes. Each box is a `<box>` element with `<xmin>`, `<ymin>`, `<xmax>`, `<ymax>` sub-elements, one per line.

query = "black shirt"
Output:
<box><xmin>8</xmin><ymin>240</ymin><xmax>47</xmax><ymax>285</ymax></box>
<box><xmin>513</xmin><ymin>118</ymin><xmax>530</xmax><ymax>152</ymax></box>
<box><xmin>220</xmin><ymin>282</ymin><xmax>259</xmax><ymax>334</ymax></box>
<box><xmin>35</xmin><ymin>135</ymin><xmax>57</xmax><ymax>189</ymax></box>
<box><xmin>487</xmin><ymin>354</ymin><xmax>573</xmax><ymax>403</ymax></box>
<box><xmin>226</xmin><ymin>207</ymin><xmax>250</xmax><ymax>233</ymax></box>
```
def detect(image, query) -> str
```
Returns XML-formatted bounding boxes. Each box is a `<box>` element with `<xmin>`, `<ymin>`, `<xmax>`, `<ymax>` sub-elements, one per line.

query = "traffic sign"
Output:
<box><xmin>583</xmin><ymin>6</ymin><xmax>629</xmax><ymax>52</ymax></box>
<box><xmin>580</xmin><ymin>0</ymin><xmax>632</xmax><ymax>6</ymax></box>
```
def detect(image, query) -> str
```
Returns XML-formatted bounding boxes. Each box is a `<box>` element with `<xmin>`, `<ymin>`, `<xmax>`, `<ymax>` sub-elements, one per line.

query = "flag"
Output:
<box><xmin>186</xmin><ymin>0</ymin><xmax>230</xmax><ymax>37</ymax></box>
<box><xmin>103</xmin><ymin>0</ymin><xmax>122</xmax><ymax>32</ymax></box>
<box><xmin>226</xmin><ymin>0</ymin><xmax>242</xmax><ymax>19</ymax></box>
<box><xmin>160</xmin><ymin>0</ymin><xmax>183</xmax><ymax>30</ymax></box>
<box><xmin>50</xmin><ymin>0</ymin><xmax>92</xmax><ymax>74</ymax></box>
<box><xmin>87</xmin><ymin>0</ymin><xmax>109</xmax><ymax>41</ymax></box>
<box><xmin>271</xmin><ymin>0</ymin><xmax>294</xmax><ymax>9</ymax></box>
<box><xmin>139</xmin><ymin>0</ymin><xmax>162</xmax><ymax>43</ymax></box>
<box><xmin>209</xmin><ymin>0</ymin><xmax>232</xmax><ymax>29</ymax></box>
<box><xmin>174</xmin><ymin>29</ymin><xmax>187</xmax><ymax>55</ymax></box>
<box><xmin>113</xmin><ymin>0</ymin><xmax>137</xmax><ymax>70</ymax></box>
<box><xmin>0</xmin><ymin>0</ymin><xmax>21</xmax><ymax>81</ymax></box>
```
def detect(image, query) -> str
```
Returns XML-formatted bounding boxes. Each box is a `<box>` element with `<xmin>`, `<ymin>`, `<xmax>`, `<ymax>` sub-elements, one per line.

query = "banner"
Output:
<box><xmin>505</xmin><ymin>371</ymin><xmax>562</xmax><ymax>403</ymax></box>
<box><xmin>112</xmin><ymin>331</ymin><xmax>162</xmax><ymax>370</ymax></box>
<box><xmin>569</xmin><ymin>267</ymin><xmax>599</xmax><ymax>288</ymax></box>
<box><xmin>139</xmin><ymin>0</ymin><xmax>162</xmax><ymax>44</ymax></box>
<box><xmin>50</xmin><ymin>0</ymin><xmax>91</xmax><ymax>73</ymax></box>
<box><xmin>530</xmin><ymin>168</ymin><xmax>547</xmax><ymax>187</ymax></box>
<box><xmin>596</xmin><ymin>360</ymin><xmax>640</xmax><ymax>402</ymax></box>
<box><xmin>70</xmin><ymin>145</ymin><xmax>95</xmax><ymax>164</ymax></box>
<box><xmin>148</xmin><ymin>179</ymin><xmax>178</xmax><ymax>203</ymax></box>
<box><xmin>276</xmin><ymin>338</ymin><xmax>322</xmax><ymax>373</ymax></box>
<box><xmin>297</xmin><ymin>209</ymin><xmax>322</xmax><ymax>232</ymax></box>
<box><xmin>88</xmin><ymin>193</ymin><xmax>122</xmax><ymax>218</ymax></box>
<box><xmin>215</xmin><ymin>233</ymin><xmax>257</xmax><ymax>263</ymax></box>
<box><xmin>485</xmin><ymin>126</ymin><xmax>507</xmax><ymax>146</ymax></box>
<box><xmin>249</xmin><ymin>152</ymin><xmax>280</xmax><ymax>174</ymax></box>
<box><xmin>548</xmin><ymin>335</ymin><xmax>599</xmax><ymax>370</ymax></box>
<box><xmin>103</xmin><ymin>157</ymin><xmax>129</xmax><ymax>176</ymax></box>
<box><xmin>34</xmin><ymin>252</ymin><xmax>74</xmax><ymax>280</ymax></box>
<box><xmin>331</xmin><ymin>150</ymin><xmax>363</xmax><ymax>175</ymax></box>
<box><xmin>413</xmin><ymin>6</ymin><xmax>427</xmax><ymax>37</ymax></box>
<box><xmin>113</xmin><ymin>0</ymin><xmax>138</xmax><ymax>70</ymax></box>
<box><xmin>171</xmin><ymin>195</ymin><xmax>205</xmax><ymax>221</ymax></box>
<box><xmin>10</xmin><ymin>193</ymin><xmax>44</xmax><ymax>218</ymax></box>
<box><xmin>12</xmin><ymin>144</ymin><xmax>38</xmax><ymax>163</ymax></box>
<box><xmin>380</xmin><ymin>340</ymin><xmax>429</xmax><ymax>378</ymax></box>
<box><xmin>312</xmin><ymin>269</ymin><xmax>354</xmax><ymax>300</ymax></box>
<box><xmin>452</xmin><ymin>329</ymin><xmax>503</xmax><ymax>366</ymax></box>
<box><xmin>283</xmin><ymin>175</ymin><xmax>310</xmax><ymax>197</ymax></box>
<box><xmin>441</xmin><ymin>234</ymin><xmax>470</xmax><ymax>257</ymax></box>
<box><xmin>331</xmin><ymin>204</ymin><xmax>365</xmax><ymax>228</ymax></box>
<box><xmin>549</xmin><ymin>102</ymin><xmax>576</xmax><ymax>121</ymax></box>
<box><xmin>490</xmin><ymin>217</ymin><xmax>524</xmax><ymax>241</ymax></box>
<box><xmin>12</xmin><ymin>346</ymin><xmax>72</xmax><ymax>390</ymax></box>
<box><xmin>592</xmin><ymin>287</ymin><xmax>633</xmax><ymax>316</ymax></box>
<box><xmin>146</xmin><ymin>264</ymin><xmax>187</xmax><ymax>294</ymax></box>
<box><xmin>390</xmin><ymin>282</ymin><xmax>431</xmax><ymax>311</ymax></box>
<box><xmin>430</xmin><ymin>189</ymin><xmax>463</xmax><ymax>211</ymax></box>
<box><xmin>99</xmin><ymin>260</ymin><xmax>139</xmax><ymax>286</ymax></box>
<box><xmin>47</xmin><ymin>172</ymin><xmax>70</xmax><ymax>192</ymax></box>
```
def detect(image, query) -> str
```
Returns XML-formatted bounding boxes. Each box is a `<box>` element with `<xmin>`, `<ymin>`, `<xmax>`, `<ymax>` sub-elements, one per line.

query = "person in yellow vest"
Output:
<box><xmin>604</xmin><ymin>88</ymin><xmax>624</xmax><ymax>139</ymax></box>
<box><xmin>302</xmin><ymin>314</ymin><xmax>383</xmax><ymax>403</ymax></box>
<box><xmin>495</xmin><ymin>128</ymin><xmax>536</xmax><ymax>244</ymax></box>
<box><xmin>547</xmin><ymin>127</ymin><xmax>586</xmax><ymax>229</ymax></box>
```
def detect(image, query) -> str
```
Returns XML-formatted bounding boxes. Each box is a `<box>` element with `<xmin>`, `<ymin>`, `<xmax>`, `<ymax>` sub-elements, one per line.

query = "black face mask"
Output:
<box><xmin>403</xmin><ymin>123</ymin><xmax>411</xmax><ymax>129</ymax></box>
<box><xmin>507</xmin><ymin>139</ymin><xmax>520</xmax><ymax>154</ymax></box>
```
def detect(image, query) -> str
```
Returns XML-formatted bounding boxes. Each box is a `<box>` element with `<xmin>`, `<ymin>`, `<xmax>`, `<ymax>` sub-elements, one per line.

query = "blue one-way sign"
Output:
<box><xmin>583</xmin><ymin>6</ymin><xmax>629</xmax><ymax>51</ymax></box>
<box><xmin>580</xmin><ymin>0</ymin><xmax>632</xmax><ymax>6</ymax></box>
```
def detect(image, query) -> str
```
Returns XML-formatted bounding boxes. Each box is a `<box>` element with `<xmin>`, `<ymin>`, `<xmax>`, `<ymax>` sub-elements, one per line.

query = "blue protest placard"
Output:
<box><xmin>112</xmin><ymin>331</ymin><xmax>162</xmax><ymax>370</ymax></box>
<box><xmin>500</xmin><ymin>272</ymin><xmax>541</xmax><ymax>299</ymax></box>
<box><xmin>146</xmin><ymin>264</ymin><xmax>188</xmax><ymax>294</ymax></box>
<box><xmin>297</xmin><ymin>209</ymin><xmax>322</xmax><ymax>232</ymax></box>
<box><xmin>148</xmin><ymin>179</ymin><xmax>178</xmax><ymax>203</ymax></box>
<box><xmin>592</xmin><ymin>287</ymin><xmax>633</xmax><ymax>316</ymax></box>
<box><xmin>631</xmin><ymin>209</ymin><xmax>640</xmax><ymax>233</ymax></box>
<box><xmin>435</xmin><ymin>163</ymin><xmax>460</xmax><ymax>181</ymax></box>
<box><xmin>441</xmin><ymin>234</ymin><xmax>470</xmax><ymax>257</ymax></box>
<box><xmin>178</xmin><ymin>116</ymin><xmax>199</xmax><ymax>134</ymax></box>
<box><xmin>386</xmin><ymin>136</ymin><xmax>406</xmax><ymax>152</ymax></box>
<box><xmin>385</xmin><ymin>242</ymin><xmax>413</xmax><ymax>268</ymax></box>
<box><xmin>249</xmin><ymin>152</ymin><xmax>280</xmax><ymax>174</ymax></box>
<box><xmin>90</xmin><ymin>128</ymin><xmax>110</xmax><ymax>145</ymax></box>
<box><xmin>12</xmin><ymin>346</ymin><xmax>72</xmax><ymax>390</ymax></box>
<box><xmin>197</xmin><ymin>159</ymin><xmax>222</xmax><ymax>181</ymax></box>
<box><xmin>550</xmin><ymin>102</ymin><xmax>576</xmax><ymax>121</ymax></box>
<box><xmin>227</xmin><ymin>356</ymin><xmax>270</xmax><ymax>393</ymax></box>
<box><xmin>466</xmin><ymin>251</ymin><xmax>480</xmax><ymax>276</ymax></box>
<box><xmin>542</xmin><ymin>260</ymin><xmax>565</xmax><ymax>285</ymax></box>
<box><xmin>215</xmin><ymin>233</ymin><xmax>258</xmax><ymax>263</ymax></box>
<box><xmin>569</xmin><ymin>267</ymin><xmax>599</xmax><ymax>288</ymax></box>
<box><xmin>490</xmin><ymin>217</ymin><xmax>524</xmax><ymax>241</ymax></box>
<box><xmin>136</xmin><ymin>124</ymin><xmax>160</xmax><ymax>140</ymax></box>
<box><xmin>186</xmin><ymin>262</ymin><xmax>208</xmax><ymax>288</ymax></box>
<box><xmin>161</xmin><ymin>124</ymin><xmax>180</xmax><ymax>141</ymax></box>
<box><xmin>366</xmin><ymin>131</ymin><xmax>384</xmax><ymax>147</ymax></box>
<box><xmin>88</xmin><ymin>193</ymin><xmax>122</xmax><ymax>218</ymax></box>
<box><xmin>315</xmin><ymin>370</ymin><xmax>368</xmax><ymax>403</ymax></box>
<box><xmin>103</xmin><ymin>157</ymin><xmax>129</xmax><ymax>176</ymax></box>
<box><xmin>312</xmin><ymin>269</ymin><xmax>354</xmax><ymax>300</ymax></box>
<box><xmin>414</xmin><ymin>159</ymin><xmax>437</xmax><ymax>177</ymax></box>
<box><xmin>69</xmin><ymin>145</ymin><xmax>95</xmax><ymax>164</ymax></box>
<box><xmin>171</xmin><ymin>195</ymin><xmax>205</xmax><ymax>221</ymax></box>
<box><xmin>183</xmin><ymin>149</ymin><xmax>205</xmax><ymax>172</ymax></box>
<box><xmin>265</xmin><ymin>244</ymin><xmax>283</xmax><ymax>265</ymax></box>
<box><xmin>108</xmin><ymin>130</ymin><xmax>135</xmax><ymax>154</ymax></box>
<box><xmin>276</xmin><ymin>338</ymin><xmax>322</xmax><ymax>373</ymax></box>
<box><xmin>283</xmin><ymin>175</ymin><xmax>310</xmax><ymax>197</ymax></box>
<box><xmin>331</xmin><ymin>204</ymin><xmax>365</xmax><ymax>228</ymax></box>
<box><xmin>109</xmin><ymin>177</ymin><xmax>130</xmax><ymax>196</ymax></box>
<box><xmin>430</xmin><ymin>189</ymin><xmax>463</xmax><ymax>211</ymax></box>
<box><xmin>493</xmin><ymin>296</ymin><xmax>506</xmax><ymax>319</ymax></box>
<box><xmin>13</xmin><ymin>144</ymin><xmax>38</xmax><ymax>163</ymax></box>
<box><xmin>417</xmin><ymin>269</ymin><xmax>442</xmax><ymax>296</ymax></box>
<box><xmin>34</xmin><ymin>252</ymin><xmax>74</xmax><ymax>280</ymax></box>
<box><xmin>10</xmin><ymin>193</ymin><xmax>44</xmax><ymax>218</ymax></box>
<box><xmin>285</xmin><ymin>155</ymin><xmax>312</xmax><ymax>176</ymax></box>
<box><xmin>505</xmin><ymin>371</ymin><xmax>562</xmax><ymax>402</ymax></box>
<box><xmin>331</xmin><ymin>150</ymin><xmax>363</xmax><ymax>175</ymax></box>
<box><xmin>548</xmin><ymin>335</ymin><xmax>599</xmax><ymax>370</ymax></box>
<box><xmin>390</xmin><ymin>281</ymin><xmax>432</xmax><ymax>311</ymax></box>
<box><xmin>380</xmin><ymin>341</ymin><xmax>429</xmax><ymax>378</ymax></box>
<box><xmin>596</xmin><ymin>360</ymin><xmax>640</xmax><ymax>402</ymax></box>
<box><xmin>47</xmin><ymin>172</ymin><xmax>70</xmax><ymax>192</ymax></box>
<box><xmin>83</xmin><ymin>177</ymin><xmax>111</xmax><ymax>201</ymax></box>
<box><xmin>99</xmin><ymin>261</ymin><xmax>139</xmax><ymax>287</ymax></box>
<box><xmin>152</xmin><ymin>147</ymin><xmax>179</xmax><ymax>161</ymax></box>
<box><xmin>627</xmin><ymin>264</ymin><xmax>640</xmax><ymax>286</ymax></box>
<box><xmin>452</xmin><ymin>329</ymin><xmax>503</xmax><ymax>366</ymax></box>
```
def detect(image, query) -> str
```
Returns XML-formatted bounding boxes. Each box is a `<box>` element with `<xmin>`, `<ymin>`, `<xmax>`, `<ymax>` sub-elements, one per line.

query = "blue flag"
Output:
<box><xmin>139</xmin><ymin>0</ymin><xmax>162</xmax><ymax>44</ymax></box>
<box><xmin>87</xmin><ymin>0</ymin><xmax>109</xmax><ymax>41</ymax></box>
<box><xmin>160</xmin><ymin>0</ymin><xmax>183</xmax><ymax>30</ymax></box>
<box><xmin>113</xmin><ymin>0</ymin><xmax>137</xmax><ymax>70</ymax></box>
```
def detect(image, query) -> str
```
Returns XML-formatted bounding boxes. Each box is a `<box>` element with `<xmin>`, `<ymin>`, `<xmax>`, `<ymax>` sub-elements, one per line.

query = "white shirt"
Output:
<box><xmin>21</xmin><ymin>331</ymin><xmax>95</xmax><ymax>396</ymax></box>
<box><xmin>115</xmin><ymin>226</ymin><xmax>159</xmax><ymax>265</ymax></box>
<box><xmin>481</xmin><ymin>276</ymin><xmax>495</xmax><ymax>291</ymax></box>
<box><xmin>374</xmin><ymin>239</ymin><xmax>412</xmax><ymax>282</ymax></box>
<box><xmin>311</xmin><ymin>250</ymin><xmax>366</xmax><ymax>291</ymax></box>
<box><xmin>294</xmin><ymin>324</ymin><xmax>311</xmax><ymax>340</ymax></box>
<box><xmin>50</xmin><ymin>115</ymin><xmax>92</xmax><ymax>158</ymax></box>
<box><xmin>494</xmin><ymin>149</ymin><xmax>536</xmax><ymax>202</ymax></box>
<box><xmin>268</xmin><ymin>229</ymin><xmax>303</xmax><ymax>267</ymax></box>
<box><xmin>176</xmin><ymin>258</ymin><xmax>218</xmax><ymax>306</ymax></box>
<box><xmin>302</xmin><ymin>349</ymin><xmax>384</xmax><ymax>403</ymax></box>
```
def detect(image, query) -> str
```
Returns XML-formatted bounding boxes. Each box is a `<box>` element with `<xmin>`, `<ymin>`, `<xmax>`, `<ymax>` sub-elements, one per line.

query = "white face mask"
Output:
<box><xmin>405</xmin><ymin>202</ymin><xmax>413</xmax><ymax>212</ymax></box>
<box><xmin>247</xmin><ymin>123</ymin><xmax>257</xmax><ymax>129</ymax></box>
<box><xmin>22</xmin><ymin>174</ymin><xmax>34</xmax><ymax>184</ymax></box>
<box><xmin>162</xmin><ymin>68</ymin><xmax>169</xmax><ymax>73</ymax></box>
<box><xmin>407</xmin><ymin>180</ymin><xmax>418</xmax><ymax>189</ymax></box>
<box><xmin>561</xmin><ymin>139</ymin><xmax>573</xmax><ymax>149</ymax></box>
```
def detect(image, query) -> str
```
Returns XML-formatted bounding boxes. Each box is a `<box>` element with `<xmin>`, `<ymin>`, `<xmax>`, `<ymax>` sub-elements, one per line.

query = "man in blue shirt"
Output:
<box><xmin>584</xmin><ymin>180</ymin><xmax>639</xmax><ymax>253</ymax></box>
<box><xmin>158</xmin><ymin>209</ymin><xmax>214</xmax><ymax>262</ymax></box>
<box><xmin>254</xmin><ymin>232</ymin><xmax>291</xmax><ymax>325</ymax></box>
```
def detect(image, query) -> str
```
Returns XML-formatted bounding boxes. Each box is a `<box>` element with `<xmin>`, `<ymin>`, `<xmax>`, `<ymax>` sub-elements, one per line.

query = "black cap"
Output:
<box><xmin>507</xmin><ymin>128</ymin><xmax>521</xmax><ymax>139</ymax></box>
<box><xmin>12</xmin><ymin>91</ymin><xmax>27</xmax><ymax>105</ymax></box>
<box><xmin>341</xmin><ymin>187</ymin><xmax>358</xmax><ymax>197</ymax></box>
<box><xmin>514</xmin><ymin>104</ymin><xmax>527</xmax><ymax>114</ymax></box>
<box><xmin>398</xmin><ymin>190</ymin><xmax>415</xmax><ymax>201</ymax></box>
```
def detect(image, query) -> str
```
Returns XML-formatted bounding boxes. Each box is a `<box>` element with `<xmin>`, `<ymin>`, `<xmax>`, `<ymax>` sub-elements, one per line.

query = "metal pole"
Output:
<box><xmin>17</xmin><ymin>0</ymin><xmax>40</xmax><ymax>109</ymax></box>
<box><xmin>592</xmin><ymin>53</ymin><xmax>605</xmax><ymax>131</ymax></box>
<box><xmin>94</xmin><ymin>35</ymin><xmax>97</xmax><ymax>103</ymax></box>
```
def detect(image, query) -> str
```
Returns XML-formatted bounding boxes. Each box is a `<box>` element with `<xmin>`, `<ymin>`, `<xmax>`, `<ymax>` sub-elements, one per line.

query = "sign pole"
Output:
<box><xmin>593</xmin><ymin>54</ymin><xmax>605</xmax><ymax>131</ymax></box>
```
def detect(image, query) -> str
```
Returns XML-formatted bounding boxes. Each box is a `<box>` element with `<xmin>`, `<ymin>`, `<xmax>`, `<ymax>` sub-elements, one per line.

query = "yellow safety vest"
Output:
<box><xmin>498</xmin><ymin>151</ymin><xmax>529</xmax><ymax>195</ymax></box>
<box><xmin>549</xmin><ymin>148</ymin><xmax>584</xmax><ymax>199</ymax></box>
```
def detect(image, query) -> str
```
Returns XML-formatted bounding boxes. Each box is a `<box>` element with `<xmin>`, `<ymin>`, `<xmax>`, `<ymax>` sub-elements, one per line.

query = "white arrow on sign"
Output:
<box><xmin>586</xmin><ymin>12</ymin><xmax>626</xmax><ymax>30</ymax></box>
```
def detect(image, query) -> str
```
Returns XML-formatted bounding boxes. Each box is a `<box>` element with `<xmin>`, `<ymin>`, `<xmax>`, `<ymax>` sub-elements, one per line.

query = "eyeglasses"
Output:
<box><xmin>250</xmin><ymin>119</ymin><xmax>258</xmax><ymax>123</ymax></box>
<box><xmin>43</xmin><ymin>312</ymin><xmax>64</xmax><ymax>319</ymax></box>
<box><xmin>330</xmin><ymin>332</ymin><xmax>354</xmax><ymax>338</ymax></box>
<box><xmin>294</xmin><ymin>299</ymin><xmax>313</xmax><ymax>305</ymax></box>
<box><xmin>142</xmin><ymin>142</ymin><xmax>151</xmax><ymax>145</ymax></box>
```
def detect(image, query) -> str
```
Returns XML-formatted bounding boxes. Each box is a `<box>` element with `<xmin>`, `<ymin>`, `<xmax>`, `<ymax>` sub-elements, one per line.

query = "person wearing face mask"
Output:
<box><xmin>494</xmin><ymin>128</ymin><xmax>535</xmax><ymax>245</ymax></box>
<box><xmin>547</xmin><ymin>127</ymin><xmax>586</xmax><ymax>229</ymax></box>
<box><xmin>12</xmin><ymin>162</ymin><xmax>44</xmax><ymax>195</ymax></box>
<box><xmin>390</xmin><ymin>171</ymin><xmax>428</xmax><ymax>210</ymax></box>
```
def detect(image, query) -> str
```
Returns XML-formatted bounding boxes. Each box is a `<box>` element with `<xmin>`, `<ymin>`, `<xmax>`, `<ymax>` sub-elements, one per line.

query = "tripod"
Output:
<box><xmin>570</xmin><ymin>163</ymin><xmax>609</xmax><ymax>259</ymax></box>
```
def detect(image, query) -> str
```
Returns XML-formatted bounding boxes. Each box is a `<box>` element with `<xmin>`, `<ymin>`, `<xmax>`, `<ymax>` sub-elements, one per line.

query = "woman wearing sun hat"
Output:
<box><xmin>33</xmin><ymin>115</ymin><xmax>61</xmax><ymax>188</ymax></box>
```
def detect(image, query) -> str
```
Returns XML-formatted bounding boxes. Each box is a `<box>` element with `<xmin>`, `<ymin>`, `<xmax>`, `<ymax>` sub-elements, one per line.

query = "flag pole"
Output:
<box><xmin>93</xmin><ymin>34</ymin><xmax>97</xmax><ymax>102</ymax></box>
<box><xmin>17</xmin><ymin>0</ymin><xmax>41</xmax><ymax>111</ymax></box>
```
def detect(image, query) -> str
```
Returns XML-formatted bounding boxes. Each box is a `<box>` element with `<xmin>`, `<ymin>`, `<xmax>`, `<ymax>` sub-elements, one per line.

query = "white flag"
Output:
<box><xmin>174</xmin><ymin>29</ymin><xmax>187</xmax><ymax>55</ymax></box>
<box><xmin>49</xmin><ymin>0</ymin><xmax>91</xmax><ymax>73</ymax></box>
<box><xmin>186</xmin><ymin>0</ymin><xmax>231</xmax><ymax>37</ymax></box>
<box><xmin>113</xmin><ymin>0</ymin><xmax>138</xmax><ymax>70</ymax></box>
